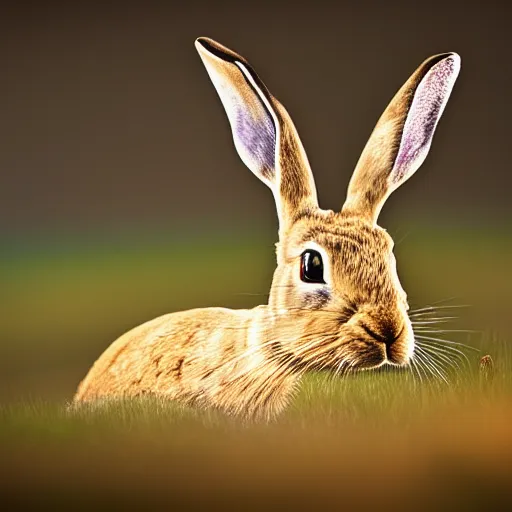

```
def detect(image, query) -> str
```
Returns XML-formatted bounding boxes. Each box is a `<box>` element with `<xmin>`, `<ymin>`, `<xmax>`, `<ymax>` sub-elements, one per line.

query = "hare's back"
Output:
<box><xmin>73</xmin><ymin>307</ymin><xmax>252</xmax><ymax>403</ymax></box>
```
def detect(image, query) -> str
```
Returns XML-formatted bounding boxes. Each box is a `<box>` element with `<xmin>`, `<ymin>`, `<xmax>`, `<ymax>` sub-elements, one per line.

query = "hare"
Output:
<box><xmin>73</xmin><ymin>37</ymin><xmax>460</xmax><ymax>420</ymax></box>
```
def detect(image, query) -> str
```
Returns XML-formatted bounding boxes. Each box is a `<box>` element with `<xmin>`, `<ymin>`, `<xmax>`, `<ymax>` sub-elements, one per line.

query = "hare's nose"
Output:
<box><xmin>361</xmin><ymin>321</ymin><xmax>404</xmax><ymax>347</ymax></box>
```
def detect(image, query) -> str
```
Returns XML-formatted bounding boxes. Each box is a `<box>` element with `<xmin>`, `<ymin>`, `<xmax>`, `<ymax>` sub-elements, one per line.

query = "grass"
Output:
<box><xmin>1</xmin><ymin>335</ymin><xmax>511</xmax><ymax>508</ymax></box>
<box><xmin>1</xmin><ymin>333</ymin><xmax>509</xmax><ymax>435</ymax></box>
<box><xmin>1</xmin><ymin>223</ymin><xmax>512</xmax><ymax>508</ymax></box>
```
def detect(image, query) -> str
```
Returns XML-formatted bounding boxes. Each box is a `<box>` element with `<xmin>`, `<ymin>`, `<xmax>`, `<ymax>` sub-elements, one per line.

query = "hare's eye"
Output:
<box><xmin>300</xmin><ymin>250</ymin><xmax>325</xmax><ymax>284</ymax></box>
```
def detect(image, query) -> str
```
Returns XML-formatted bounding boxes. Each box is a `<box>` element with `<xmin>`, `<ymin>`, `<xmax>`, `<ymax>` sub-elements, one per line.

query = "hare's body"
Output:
<box><xmin>75</xmin><ymin>306</ymin><xmax>298</xmax><ymax>417</ymax></box>
<box><xmin>74</xmin><ymin>38</ymin><xmax>461</xmax><ymax>419</ymax></box>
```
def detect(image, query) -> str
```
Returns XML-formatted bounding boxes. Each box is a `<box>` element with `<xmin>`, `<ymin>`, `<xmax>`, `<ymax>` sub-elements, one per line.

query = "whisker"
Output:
<box><xmin>211</xmin><ymin>324</ymin><xmax>350</xmax><ymax>382</ymax></box>
<box><xmin>415</xmin><ymin>343</ymin><xmax>464</xmax><ymax>372</ymax></box>
<box><xmin>411</xmin><ymin>317</ymin><xmax>458</xmax><ymax>325</ymax></box>
<box><xmin>409</xmin><ymin>304</ymin><xmax>470</xmax><ymax>316</ymax></box>
<box><xmin>412</xmin><ymin>349</ymin><xmax>436</xmax><ymax>381</ymax></box>
<box><xmin>414</xmin><ymin>346</ymin><xmax>449</xmax><ymax>384</ymax></box>
<box><xmin>415</xmin><ymin>340</ymin><xmax>474</xmax><ymax>361</ymax></box>
<box><xmin>411</xmin><ymin>355</ymin><xmax>429</xmax><ymax>383</ymax></box>
<box><xmin>415</xmin><ymin>339</ymin><xmax>469</xmax><ymax>361</ymax></box>
<box><xmin>412</xmin><ymin>358</ymin><xmax>426</xmax><ymax>385</ymax></box>
<box><xmin>412</xmin><ymin>297</ymin><xmax>459</xmax><ymax>309</ymax></box>
<box><xmin>414</xmin><ymin>335</ymin><xmax>479</xmax><ymax>352</ymax></box>
<box><xmin>413</xmin><ymin>328</ymin><xmax>478</xmax><ymax>334</ymax></box>
<box><xmin>415</xmin><ymin>339</ymin><xmax>473</xmax><ymax>367</ymax></box>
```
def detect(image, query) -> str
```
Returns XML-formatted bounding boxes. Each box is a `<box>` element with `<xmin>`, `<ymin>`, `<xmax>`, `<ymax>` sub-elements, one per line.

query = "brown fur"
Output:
<box><xmin>73</xmin><ymin>38</ymin><xmax>460</xmax><ymax>420</ymax></box>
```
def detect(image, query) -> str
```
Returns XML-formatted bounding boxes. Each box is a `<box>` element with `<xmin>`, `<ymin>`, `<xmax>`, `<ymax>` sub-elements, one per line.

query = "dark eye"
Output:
<box><xmin>300</xmin><ymin>249</ymin><xmax>325</xmax><ymax>284</ymax></box>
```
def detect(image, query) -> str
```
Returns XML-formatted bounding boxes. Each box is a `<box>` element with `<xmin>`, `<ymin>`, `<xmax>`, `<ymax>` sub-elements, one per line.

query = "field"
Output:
<box><xmin>1</xmin><ymin>222</ymin><xmax>512</xmax><ymax>509</ymax></box>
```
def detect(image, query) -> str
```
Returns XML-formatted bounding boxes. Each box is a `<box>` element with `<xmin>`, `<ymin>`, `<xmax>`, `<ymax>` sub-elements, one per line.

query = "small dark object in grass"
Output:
<box><xmin>479</xmin><ymin>355</ymin><xmax>494</xmax><ymax>382</ymax></box>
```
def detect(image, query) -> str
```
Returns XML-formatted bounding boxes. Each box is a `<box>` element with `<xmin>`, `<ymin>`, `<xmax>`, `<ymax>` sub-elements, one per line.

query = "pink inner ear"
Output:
<box><xmin>391</xmin><ymin>55</ymin><xmax>460</xmax><ymax>186</ymax></box>
<box><xmin>233</xmin><ymin>97</ymin><xmax>276</xmax><ymax>182</ymax></box>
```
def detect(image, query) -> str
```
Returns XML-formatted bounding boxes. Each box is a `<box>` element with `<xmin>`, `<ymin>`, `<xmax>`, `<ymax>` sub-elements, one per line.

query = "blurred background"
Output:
<box><xmin>1</xmin><ymin>0</ymin><xmax>511</xmax><ymax>402</ymax></box>
<box><xmin>1</xmin><ymin>0</ymin><xmax>512</xmax><ymax>507</ymax></box>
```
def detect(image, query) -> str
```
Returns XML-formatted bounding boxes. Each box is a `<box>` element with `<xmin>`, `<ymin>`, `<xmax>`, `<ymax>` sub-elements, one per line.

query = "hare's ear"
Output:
<box><xmin>195</xmin><ymin>37</ymin><xmax>318</xmax><ymax>230</ymax></box>
<box><xmin>342</xmin><ymin>53</ymin><xmax>461</xmax><ymax>223</ymax></box>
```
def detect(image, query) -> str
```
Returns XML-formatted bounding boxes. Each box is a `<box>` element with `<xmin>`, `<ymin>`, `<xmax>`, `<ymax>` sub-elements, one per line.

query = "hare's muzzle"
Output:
<box><xmin>356</xmin><ymin>308</ymin><xmax>413</xmax><ymax>366</ymax></box>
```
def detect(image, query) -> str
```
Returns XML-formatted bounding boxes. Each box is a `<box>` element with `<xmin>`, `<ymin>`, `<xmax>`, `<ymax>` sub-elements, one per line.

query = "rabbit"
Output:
<box><xmin>73</xmin><ymin>37</ymin><xmax>460</xmax><ymax>420</ymax></box>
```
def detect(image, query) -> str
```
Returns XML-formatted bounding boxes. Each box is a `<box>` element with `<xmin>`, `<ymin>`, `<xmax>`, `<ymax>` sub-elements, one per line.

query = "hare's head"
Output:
<box><xmin>196</xmin><ymin>38</ymin><xmax>460</xmax><ymax>373</ymax></box>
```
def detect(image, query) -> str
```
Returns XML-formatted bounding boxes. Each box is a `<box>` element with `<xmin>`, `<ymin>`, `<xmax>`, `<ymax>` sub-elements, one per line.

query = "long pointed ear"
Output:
<box><xmin>342</xmin><ymin>53</ymin><xmax>461</xmax><ymax>223</ymax></box>
<box><xmin>195</xmin><ymin>37</ymin><xmax>318</xmax><ymax>230</ymax></box>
